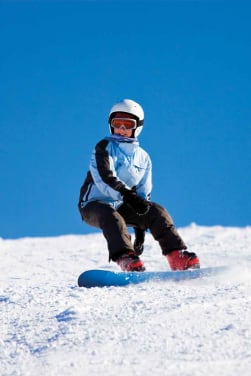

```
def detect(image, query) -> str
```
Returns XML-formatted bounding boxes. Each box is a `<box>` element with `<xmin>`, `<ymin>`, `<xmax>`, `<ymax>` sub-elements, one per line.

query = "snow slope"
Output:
<box><xmin>1</xmin><ymin>224</ymin><xmax>251</xmax><ymax>376</ymax></box>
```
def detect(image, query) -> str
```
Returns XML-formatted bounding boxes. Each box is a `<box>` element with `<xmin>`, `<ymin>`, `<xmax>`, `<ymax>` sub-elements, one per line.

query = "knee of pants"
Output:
<box><xmin>80</xmin><ymin>201</ymin><xmax>128</xmax><ymax>232</ymax></box>
<box><xmin>148</xmin><ymin>202</ymin><xmax>174</xmax><ymax>225</ymax></box>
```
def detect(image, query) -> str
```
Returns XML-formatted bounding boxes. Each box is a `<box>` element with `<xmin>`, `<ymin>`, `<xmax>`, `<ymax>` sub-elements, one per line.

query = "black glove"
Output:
<box><xmin>120</xmin><ymin>188</ymin><xmax>151</xmax><ymax>216</ymax></box>
<box><xmin>133</xmin><ymin>227</ymin><xmax>145</xmax><ymax>255</ymax></box>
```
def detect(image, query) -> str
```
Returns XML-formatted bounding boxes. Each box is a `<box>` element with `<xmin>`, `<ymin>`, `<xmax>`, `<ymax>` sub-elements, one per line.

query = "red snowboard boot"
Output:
<box><xmin>166</xmin><ymin>250</ymin><xmax>200</xmax><ymax>271</ymax></box>
<box><xmin>117</xmin><ymin>252</ymin><xmax>145</xmax><ymax>272</ymax></box>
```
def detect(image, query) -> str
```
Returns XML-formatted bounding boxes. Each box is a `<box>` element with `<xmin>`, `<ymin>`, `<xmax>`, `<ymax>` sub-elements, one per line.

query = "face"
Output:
<box><xmin>113</xmin><ymin>127</ymin><xmax>133</xmax><ymax>137</ymax></box>
<box><xmin>112</xmin><ymin>112</ymin><xmax>135</xmax><ymax>137</ymax></box>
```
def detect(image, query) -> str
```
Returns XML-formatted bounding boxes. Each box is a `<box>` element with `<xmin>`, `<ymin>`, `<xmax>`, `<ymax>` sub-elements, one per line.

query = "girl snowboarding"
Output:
<box><xmin>78</xmin><ymin>99</ymin><xmax>200</xmax><ymax>272</ymax></box>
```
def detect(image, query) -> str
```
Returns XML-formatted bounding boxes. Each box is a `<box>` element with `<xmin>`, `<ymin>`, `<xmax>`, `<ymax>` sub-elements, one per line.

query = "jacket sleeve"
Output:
<box><xmin>89</xmin><ymin>139</ymin><xmax>126</xmax><ymax>200</ymax></box>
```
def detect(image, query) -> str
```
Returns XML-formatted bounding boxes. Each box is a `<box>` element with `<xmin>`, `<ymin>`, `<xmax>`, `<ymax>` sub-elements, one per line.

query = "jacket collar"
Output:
<box><xmin>106</xmin><ymin>134</ymin><xmax>139</xmax><ymax>145</ymax></box>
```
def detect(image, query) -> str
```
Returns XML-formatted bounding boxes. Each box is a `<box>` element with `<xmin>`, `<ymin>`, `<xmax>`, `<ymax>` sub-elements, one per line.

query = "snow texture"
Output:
<box><xmin>1</xmin><ymin>224</ymin><xmax>251</xmax><ymax>376</ymax></box>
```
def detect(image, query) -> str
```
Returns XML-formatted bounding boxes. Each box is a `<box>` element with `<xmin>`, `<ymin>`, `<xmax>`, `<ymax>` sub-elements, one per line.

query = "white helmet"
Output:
<box><xmin>108</xmin><ymin>99</ymin><xmax>144</xmax><ymax>137</ymax></box>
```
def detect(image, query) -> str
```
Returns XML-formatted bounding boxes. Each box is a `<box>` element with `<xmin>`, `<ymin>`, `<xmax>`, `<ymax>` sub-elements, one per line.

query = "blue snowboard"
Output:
<box><xmin>78</xmin><ymin>266</ymin><xmax>228</xmax><ymax>288</ymax></box>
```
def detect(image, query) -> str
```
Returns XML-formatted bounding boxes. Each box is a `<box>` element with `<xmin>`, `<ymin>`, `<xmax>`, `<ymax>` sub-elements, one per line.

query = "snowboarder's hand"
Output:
<box><xmin>133</xmin><ymin>227</ymin><xmax>145</xmax><ymax>255</ymax></box>
<box><xmin>121</xmin><ymin>188</ymin><xmax>151</xmax><ymax>216</ymax></box>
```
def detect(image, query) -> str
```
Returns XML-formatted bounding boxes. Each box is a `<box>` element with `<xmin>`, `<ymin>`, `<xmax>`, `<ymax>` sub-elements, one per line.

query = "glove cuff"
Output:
<box><xmin>119</xmin><ymin>187</ymin><xmax>131</xmax><ymax>196</ymax></box>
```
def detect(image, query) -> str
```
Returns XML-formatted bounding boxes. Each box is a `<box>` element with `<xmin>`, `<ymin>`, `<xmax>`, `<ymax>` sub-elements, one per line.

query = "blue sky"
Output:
<box><xmin>0</xmin><ymin>1</ymin><xmax>250</xmax><ymax>238</ymax></box>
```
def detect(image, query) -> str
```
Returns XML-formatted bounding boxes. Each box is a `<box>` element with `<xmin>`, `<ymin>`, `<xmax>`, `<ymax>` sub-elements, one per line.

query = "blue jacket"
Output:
<box><xmin>79</xmin><ymin>135</ymin><xmax>152</xmax><ymax>209</ymax></box>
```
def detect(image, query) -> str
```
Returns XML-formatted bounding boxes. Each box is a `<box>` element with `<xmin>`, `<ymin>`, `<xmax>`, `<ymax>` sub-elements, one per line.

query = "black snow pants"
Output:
<box><xmin>79</xmin><ymin>201</ymin><xmax>187</xmax><ymax>262</ymax></box>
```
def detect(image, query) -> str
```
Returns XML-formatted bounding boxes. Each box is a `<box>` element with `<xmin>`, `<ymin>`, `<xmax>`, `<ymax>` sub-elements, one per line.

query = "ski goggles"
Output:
<box><xmin>111</xmin><ymin>117</ymin><xmax>137</xmax><ymax>130</ymax></box>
